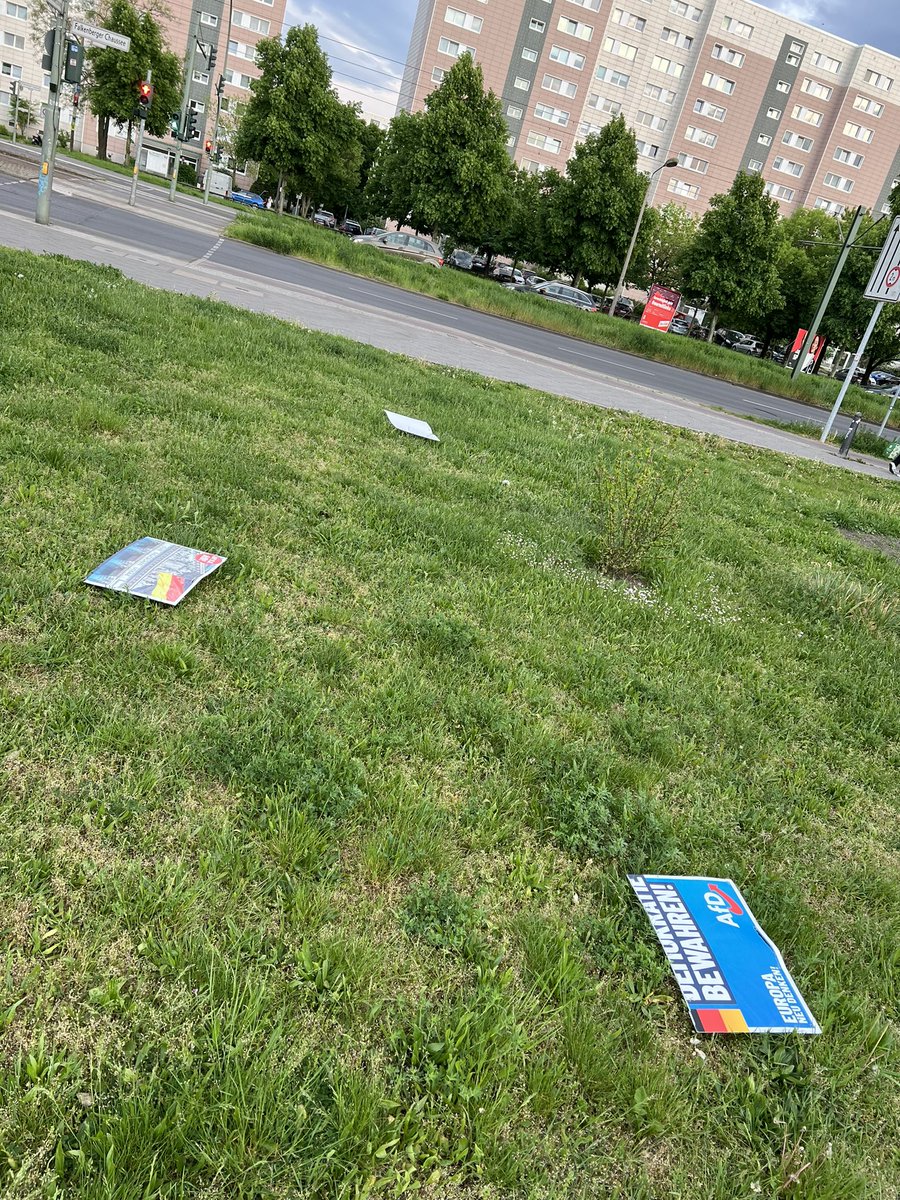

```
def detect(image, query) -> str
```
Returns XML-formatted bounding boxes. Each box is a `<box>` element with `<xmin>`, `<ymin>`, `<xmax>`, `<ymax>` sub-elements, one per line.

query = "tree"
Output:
<box><xmin>10</xmin><ymin>92</ymin><xmax>34</xmax><ymax>136</ymax></box>
<box><xmin>683</xmin><ymin>171</ymin><xmax>782</xmax><ymax>340</ymax></box>
<box><xmin>85</xmin><ymin>0</ymin><xmax>182</xmax><ymax>160</ymax></box>
<box><xmin>645</xmin><ymin>202</ymin><xmax>697</xmax><ymax>290</ymax></box>
<box><xmin>366</xmin><ymin>54</ymin><xmax>511</xmax><ymax>247</ymax></box>
<box><xmin>548</xmin><ymin>118</ymin><xmax>647</xmax><ymax>290</ymax></box>
<box><xmin>234</xmin><ymin>24</ymin><xmax>361</xmax><ymax>214</ymax></box>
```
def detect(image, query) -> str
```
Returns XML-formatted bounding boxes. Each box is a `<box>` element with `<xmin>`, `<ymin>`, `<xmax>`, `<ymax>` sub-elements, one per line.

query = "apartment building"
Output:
<box><xmin>0</xmin><ymin>0</ymin><xmax>285</xmax><ymax>175</ymax></box>
<box><xmin>398</xmin><ymin>0</ymin><xmax>900</xmax><ymax>217</ymax></box>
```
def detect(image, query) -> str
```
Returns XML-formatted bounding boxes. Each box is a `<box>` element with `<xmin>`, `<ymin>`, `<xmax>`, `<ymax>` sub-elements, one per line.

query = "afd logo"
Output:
<box><xmin>704</xmin><ymin>883</ymin><xmax>744</xmax><ymax>928</ymax></box>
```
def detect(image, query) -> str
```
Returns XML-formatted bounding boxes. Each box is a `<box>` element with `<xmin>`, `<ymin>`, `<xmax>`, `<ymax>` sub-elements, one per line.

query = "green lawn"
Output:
<box><xmin>1</xmin><ymin>245</ymin><xmax>899</xmax><ymax>1199</ymax></box>
<box><xmin>226</xmin><ymin>211</ymin><xmax>896</xmax><ymax>429</ymax></box>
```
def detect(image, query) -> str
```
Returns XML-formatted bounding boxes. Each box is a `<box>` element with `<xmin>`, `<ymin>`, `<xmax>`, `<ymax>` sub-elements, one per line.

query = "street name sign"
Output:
<box><xmin>72</xmin><ymin>20</ymin><xmax>131</xmax><ymax>52</ymax></box>
<box><xmin>864</xmin><ymin>215</ymin><xmax>900</xmax><ymax>302</ymax></box>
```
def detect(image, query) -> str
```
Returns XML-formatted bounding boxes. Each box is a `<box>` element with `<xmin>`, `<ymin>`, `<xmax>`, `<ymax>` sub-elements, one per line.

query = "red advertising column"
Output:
<box><xmin>640</xmin><ymin>285</ymin><xmax>682</xmax><ymax>332</ymax></box>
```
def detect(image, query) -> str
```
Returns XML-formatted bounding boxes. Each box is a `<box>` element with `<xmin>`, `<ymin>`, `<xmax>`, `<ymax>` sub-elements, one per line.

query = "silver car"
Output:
<box><xmin>352</xmin><ymin>231</ymin><xmax>443</xmax><ymax>268</ymax></box>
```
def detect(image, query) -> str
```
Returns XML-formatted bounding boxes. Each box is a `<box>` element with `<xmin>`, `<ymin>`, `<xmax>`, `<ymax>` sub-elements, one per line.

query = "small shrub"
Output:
<box><xmin>582</xmin><ymin>446</ymin><xmax>684</xmax><ymax>578</ymax></box>
<box><xmin>401</xmin><ymin>880</ymin><xmax>483</xmax><ymax>960</ymax></box>
<box><xmin>177</xmin><ymin>161</ymin><xmax>197</xmax><ymax>186</ymax></box>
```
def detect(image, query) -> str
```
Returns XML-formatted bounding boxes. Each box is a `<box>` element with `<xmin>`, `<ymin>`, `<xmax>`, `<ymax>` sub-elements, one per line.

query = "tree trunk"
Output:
<box><xmin>125</xmin><ymin>119</ymin><xmax>133</xmax><ymax>162</ymax></box>
<box><xmin>98</xmin><ymin>115</ymin><xmax>109</xmax><ymax>160</ymax></box>
<box><xmin>707</xmin><ymin>310</ymin><xmax>719</xmax><ymax>342</ymax></box>
<box><xmin>572</xmin><ymin>270</ymin><xmax>583</xmax><ymax>290</ymax></box>
<box><xmin>277</xmin><ymin>173</ymin><xmax>284</xmax><ymax>215</ymax></box>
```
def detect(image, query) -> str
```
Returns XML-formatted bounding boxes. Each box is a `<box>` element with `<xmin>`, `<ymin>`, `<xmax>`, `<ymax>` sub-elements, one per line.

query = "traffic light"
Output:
<box><xmin>9</xmin><ymin>79</ymin><xmax>18</xmax><ymax>98</ymax></box>
<box><xmin>169</xmin><ymin>113</ymin><xmax>180</xmax><ymax>138</ymax></box>
<box><xmin>207</xmin><ymin>43</ymin><xmax>217</xmax><ymax>72</ymax></box>
<box><xmin>41</xmin><ymin>29</ymin><xmax>55</xmax><ymax>72</ymax></box>
<box><xmin>204</xmin><ymin>138</ymin><xmax>212</xmax><ymax>153</ymax></box>
<box><xmin>63</xmin><ymin>39</ymin><xmax>84</xmax><ymax>85</ymax></box>
<box><xmin>216</xmin><ymin>74</ymin><xmax>224</xmax><ymax>98</ymax></box>
<box><xmin>137</xmin><ymin>80</ymin><xmax>153</xmax><ymax>112</ymax></box>
<box><xmin>184</xmin><ymin>106</ymin><xmax>199</xmax><ymax>140</ymax></box>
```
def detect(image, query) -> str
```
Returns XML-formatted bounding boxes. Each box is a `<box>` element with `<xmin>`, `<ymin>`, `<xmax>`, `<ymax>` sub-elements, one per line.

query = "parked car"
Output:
<box><xmin>352</xmin><ymin>230</ymin><xmax>443</xmax><ymax>267</ymax></box>
<box><xmin>447</xmin><ymin>248</ymin><xmax>476</xmax><ymax>270</ymax></box>
<box><xmin>730</xmin><ymin>335</ymin><xmax>764</xmax><ymax>356</ymax></box>
<box><xmin>522</xmin><ymin>272</ymin><xmax>546</xmax><ymax>287</ymax></box>
<box><xmin>508</xmin><ymin>280</ymin><xmax>598</xmax><ymax>312</ymax></box>
<box><xmin>832</xmin><ymin>365</ymin><xmax>865</xmax><ymax>382</ymax></box>
<box><xmin>599</xmin><ymin>296</ymin><xmax>635</xmax><ymax>318</ymax></box>
<box><xmin>869</xmin><ymin>371</ymin><xmax>900</xmax><ymax>388</ymax></box>
<box><xmin>337</xmin><ymin>218</ymin><xmax>362</xmax><ymax>237</ymax></box>
<box><xmin>470</xmin><ymin>254</ymin><xmax>488</xmax><ymax>273</ymax></box>
<box><xmin>229</xmin><ymin>190</ymin><xmax>265</xmax><ymax>209</ymax></box>
<box><xmin>669</xmin><ymin>313</ymin><xmax>698</xmax><ymax>336</ymax></box>
<box><xmin>313</xmin><ymin>209</ymin><xmax>336</xmax><ymax>228</ymax></box>
<box><xmin>490</xmin><ymin>264</ymin><xmax>524</xmax><ymax>285</ymax></box>
<box><xmin>364</xmin><ymin>226</ymin><xmax>388</xmax><ymax>237</ymax></box>
<box><xmin>713</xmin><ymin>328</ymin><xmax>743</xmax><ymax>349</ymax></box>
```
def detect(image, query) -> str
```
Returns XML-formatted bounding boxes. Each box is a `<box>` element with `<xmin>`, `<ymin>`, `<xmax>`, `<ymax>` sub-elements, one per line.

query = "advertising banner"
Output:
<box><xmin>629</xmin><ymin>875</ymin><xmax>820</xmax><ymax>1034</ymax></box>
<box><xmin>85</xmin><ymin>537</ymin><xmax>226</xmax><ymax>605</ymax></box>
<box><xmin>640</xmin><ymin>285</ymin><xmax>682</xmax><ymax>332</ymax></box>
<box><xmin>789</xmin><ymin>328</ymin><xmax>827</xmax><ymax>373</ymax></box>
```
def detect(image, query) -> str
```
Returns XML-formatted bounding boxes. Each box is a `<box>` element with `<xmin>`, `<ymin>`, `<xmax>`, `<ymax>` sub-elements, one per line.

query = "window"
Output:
<box><xmin>520</xmin><ymin>159</ymin><xmax>541</xmax><ymax>174</ymax></box>
<box><xmin>568</xmin><ymin>0</ymin><xmax>600</xmax><ymax>8</ymax></box>
<box><xmin>542</xmin><ymin>74</ymin><xmax>577</xmax><ymax>97</ymax></box>
<box><xmin>801</xmin><ymin>77</ymin><xmax>831</xmax><ymax>100</ymax></box>
<box><xmin>653</xmin><ymin>56</ymin><xmax>684</xmax><ymax>78</ymax></box>
<box><xmin>5</xmin><ymin>2</ymin><xmax>27</xmax><ymax>16</ymax></box>
<box><xmin>558</xmin><ymin>16</ymin><xmax>593</xmax><ymax>39</ymax></box>
<box><xmin>233</xmin><ymin>10</ymin><xmax>270</xmax><ymax>32</ymax></box>
<box><xmin>757</xmin><ymin>133</ymin><xmax>772</xmax><ymax>146</ymax></box>
<box><xmin>3</xmin><ymin>31</ymin><xmax>24</xmax><ymax>48</ymax></box>
<box><xmin>810</xmin><ymin>51</ymin><xmax>841</xmax><ymax>73</ymax></box>
<box><xmin>595</xmin><ymin>64</ymin><xmax>630</xmax><ymax>86</ymax></box>
<box><xmin>200</xmin><ymin>11</ymin><xmax>218</xmax><ymax>25</ymax></box>
<box><xmin>823</xmin><ymin>172</ymin><xmax>854</xmax><ymax>192</ymax></box>
<box><xmin>775</xmin><ymin>80</ymin><xmax>790</xmax><ymax>94</ymax></box>
<box><xmin>432</xmin><ymin>66</ymin><xmax>446</xmax><ymax>82</ymax></box>
<box><xmin>644</xmin><ymin>83</ymin><xmax>677</xmax><ymax>104</ymax></box>
<box><xmin>661</xmin><ymin>27</ymin><xmax>693</xmax><ymax>50</ymax></box>
<box><xmin>814</xmin><ymin>197</ymin><xmax>845</xmax><ymax>215</ymax></box>
<box><xmin>526</xmin><ymin>130</ymin><xmax>562</xmax><ymax>153</ymax></box>
<box><xmin>721</xmin><ymin>16</ymin><xmax>752</xmax><ymax>38</ymax></box>
<box><xmin>506</xmin><ymin>135</ymin><xmax>516</xmax><ymax>147</ymax></box>
<box><xmin>445</xmin><ymin>7</ymin><xmax>483</xmax><ymax>33</ymax></box>
<box><xmin>710</xmin><ymin>43</ymin><xmax>744</xmax><ymax>66</ymax></box>
<box><xmin>535</xmin><ymin>101</ymin><xmax>569</xmax><ymax>125</ymax></box>
<box><xmin>685</xmin><ymin>125</ymin><xmax>717</xmax><ymax>147</ymax></box>
<box><xmin>438</xmin><ymin>36</ymin><xmax>476</xmax><ymax>57</ymax></box>
<box><xmin>604</xmin><ymin>37</ymin><xmax>638</xmax><ymax>61</ymax></box>
<box><xmin>668</xmin><ymin>178</ymin><xmax>700</xmax><ymax>198</ymax></box>
<box><xmin>843</xmin><ymin>121</ymin><xmax>874</xmax><ymax>142</ymax></box>
<box><xmin>588</xmin><ymin>93</ymin><xmax>621</xmax><ymax>115</ymax></box>
<box><xmin>747</xmin><ymin>159</ymin><xmax>762</xmax><ymax>173</ymax></box>
<box><xmin>1</xmin><ymin>61</ymin><xmax>22</xmax><ymax>78</ymax></box>
<box><xmin>864</xmin><ymin>69</ymin><xmax>892</xmax><ymax>91</ymax></box>
<box><xmin>764</xmin><ymin>182</ymin><xmax>795</xmax><ymax>201</ymax></box>
<box><xmin>637</xmin><ymin>110</ymin><xmax>667</xmax><ymax>131</ymax></box>
<box><xmin>766</xmin><ymin>107</ymin><xmax>782</xmax><ymax>120</ymax></box>
<box><xmin>578</xmin><ymin>121</ymin><xmax>603</xmax><ymax>137</ymax></box>
<box><xmin>669</xmin><ymin>0</ymin><xmax>703</xmax><ymax>21</ymax></box>
<box><xmin>702</xmin><ymin>71</ymin><xmax>734</xmax><ymax>94</ymax></box>
<box><xmin>550</xmin><ymin>45</ymin><xmax>585</xmax><ymax>69</ymax></box>
<box><xmin>790</xmin><ymin>41</ymin><xmax>804</xmax><ymax>54</ymax></box>
<box><xmin>189</xmin><ymin>100</ymin><xmax>205</xmax><ymax>114</ymax></box>
<box><xmin>521</xmin><ymin>47</ymin><xmax>538</xmax><ymax>61</ymax></box>
<box><xmin>791</xmin><ymin>104</ymin><xmax>822</xmax><ymax>126</ymax></box>
<box><xmin>694</xmin><ymin>97</ymin><xmax>726</xmax><ymax>120</ymax></box>
<box><xmin>613</xmin><ymin>8</ymin><xmax>646</xmax><ymax>32</ymax></box>
<box><xmin>192</xmin><ymin>69</ymin><xmax>210</xmax><ymax>83</ymax></box>
<box><xmin>782</xmin><ymin>130</ymin><xmax>813</xmax><ymax>151</ymax></box>
<box><xmin>514</xmin><ymin>76</ymin><xmax>530</xmax><ymax>90</ymax></box>
<box><xmin>853</xmin><ymin>94</ymin><xmax>884</xmax><ymax>116</ymax></box>
<box><xmin>677</xmin><ymin>152</ymin><xmax>708</xmax><ymax>173</ymax></box>
<box><xmin>506</xmin><ymin>103</ymin><xmax>522</xmax><ymax>118</ymax></box>
<box><xmin>772</xmin><ymin>156</ymin><xmax>803</xmax><ymax>176</ymax></box>
<box><xmin>222</xmin><ymin>68</ymin><xmax>250</xmax><ymax>87</ymax></box>
<box><xmin>834</xmin><ymin>146</ymin><xmax>864</xmax><ymax>167</ymax></box>
<box><xmin>635</xmin><ymin>139</ymin><xmax>659</xmax><ymax>158</ymax></box>
<box><xmin>529</xmin><ymin>18</ymin><xmax>545</xmax><ymax>31</ymax></box>
<box><xmin>228</xmin><ymin>40</ymin><xmax>256</xmax><ymax>61</ymax></box>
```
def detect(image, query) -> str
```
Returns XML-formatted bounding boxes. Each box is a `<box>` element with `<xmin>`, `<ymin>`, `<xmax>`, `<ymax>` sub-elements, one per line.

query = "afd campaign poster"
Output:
<box><xmin>85</xmin><ymin>537</ymin><xmax>226</xmax><ymax>606</ymax></box>
<box><xmin>628</xmin><ymin>875</ymin><xmax>820</xmax><ymax>1035</ymax></box>
<box><xmin>639</xmin><ymin>285</ymin><xmax>682</xmax><ymax>333</ymax></box>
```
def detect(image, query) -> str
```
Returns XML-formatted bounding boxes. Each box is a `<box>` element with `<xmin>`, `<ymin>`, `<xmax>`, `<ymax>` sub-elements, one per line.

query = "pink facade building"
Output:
<box><xmin>398</xmin><ymin>0</ymin><xmax>900</xmax><ymax>217</ymax></box>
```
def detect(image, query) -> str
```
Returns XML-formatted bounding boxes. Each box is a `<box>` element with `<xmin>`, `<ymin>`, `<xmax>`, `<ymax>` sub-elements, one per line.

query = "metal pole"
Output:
<box><xmin>169</xmin><ymin>32</ymin><xmax>199</xmax><ymax>202</ymax></box>
<box><xmin>11</xmin><ymin>83</ymin><xmax>18</xmax><ymax>145</ymax></box>
<box><xmin>877</xmin><ymin>386</ymin><xmax>900</xmax><ymax>438</ymax></box>
<box><xmin>202</xmin><ymin>75</ymin><xmax>222</xmax><ymax>207</ymax></box>
<box><xmin>820</xmin><ymin>300</ymin><xmax>885</xmax><ymax>442</ymax></box>
<box><xmin>69</xmin><ymin>87</ymin><xmax>78</xmax><ymax>149</ymax></box>
<box><xmin>35</xmin><ymin>2</ymin><xmax>67</xmax><ymax>226</ymax></box>
<box><xmin>791</xmin><ymin>206</ymin><xmax>864</xmax><ymax>379</ymax></box>
<box><xmin>128</xmin><ymin>66</ymin><xmax>150</xmax><ymax>207</ymax></box>
<box><xmin>611</xmin><ymin>159</ymin><xmax>676</xmax><ymax>316</ymax></box>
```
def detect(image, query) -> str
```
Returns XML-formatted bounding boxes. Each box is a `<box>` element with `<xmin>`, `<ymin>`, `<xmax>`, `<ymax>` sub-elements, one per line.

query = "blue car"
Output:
<box><xmin>229</xmin><ymin>190</ymin><xmax>265</xmax><ymax>209</ymax></box>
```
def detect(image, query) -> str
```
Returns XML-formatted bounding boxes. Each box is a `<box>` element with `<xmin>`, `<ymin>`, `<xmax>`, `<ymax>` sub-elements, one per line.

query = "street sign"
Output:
<box><xmin>864</xmin><ymin>216</ymin><xmax>900</xmax><ymax>302</ymax></box>
<box><xmin>72</xmin><ymin>20</ymin><xmax>131</xmax><ymax>52</ymax></box>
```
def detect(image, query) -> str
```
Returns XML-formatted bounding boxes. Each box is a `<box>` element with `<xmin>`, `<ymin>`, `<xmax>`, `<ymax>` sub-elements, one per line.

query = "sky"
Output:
<box><xmin>283</xmin><ymin>0</ymin><xmax>900</xmax><ymax>126</ymax></box>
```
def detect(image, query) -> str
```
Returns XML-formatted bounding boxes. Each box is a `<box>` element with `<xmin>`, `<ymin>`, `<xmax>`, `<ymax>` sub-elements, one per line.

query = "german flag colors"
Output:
<box><xmin>695</xmin><ymin>1008</ymin><xmax>750</xmax><ymax>1033</ymax></box>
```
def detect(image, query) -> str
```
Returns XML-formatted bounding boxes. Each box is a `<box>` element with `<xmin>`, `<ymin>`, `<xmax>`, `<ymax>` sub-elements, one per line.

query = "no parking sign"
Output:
<box><xmin>864</xmin><ymin>216</ymin><xmax>900</xmax><ymax>302</ymax></box>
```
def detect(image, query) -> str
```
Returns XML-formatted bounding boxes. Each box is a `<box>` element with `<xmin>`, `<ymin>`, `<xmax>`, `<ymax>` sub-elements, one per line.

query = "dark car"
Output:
<box><xmin>470</xmin><ymin>254</ymin><xmax>488</xmax><ymax>273</ymax></box>
<box><xmin>510</xmin><ymin>281</ymin><xmax>598</xmax><ymax>312</ymax></box>
<box><xmin>313</xmin><ymin>209</ymin><xmax>336</xmax><ymax>228</ymax></box>
<box><xmin>337</xmin><ymin>218</ymin><xmax>362</xmax><ymax>237</ymax></box>
<box><xmin>229</xmin><ymin>189</ymin><xmax>265</xmax><ymax>209</ymax></box>
<box><xmin>490</xmin><ymin>264</ymin><xmax>524</xmax><ymax>285</ymax></box>
<box><xmin>599</xmin><ymin>296</ymin><xmax>635</xmax><ymax>319</ymax></box>
<box><xmin>713</xmin><ymin>328</ymin><xmax>743</xmax><ymax>348</ymax></box>
<box><xmin>447</xmin><ymin>248</ymin><xmax>476</xmax><ymax>270</ymax></box>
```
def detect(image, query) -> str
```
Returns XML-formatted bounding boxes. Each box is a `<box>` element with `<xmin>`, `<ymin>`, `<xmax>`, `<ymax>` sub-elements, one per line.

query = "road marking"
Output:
<box><xmin>195</xmin><ymin>236</ymin><xmax>224</xmax><ymax>264</ymax></box>
<box><xmin>0</xmin><ymin>177</ymin><xmax>30</xmax><ymax>188</ymax></box>
<box><xmin>565</xmin><ymin>347</ymin><xmax>657</xmax><ymax>375</ymax></box>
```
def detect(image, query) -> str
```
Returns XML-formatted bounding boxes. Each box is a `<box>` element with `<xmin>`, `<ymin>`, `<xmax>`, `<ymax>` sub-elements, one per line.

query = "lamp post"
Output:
<box><xmin>611</xmin><ymin>157</ymin><xmax>678</xmax><ymax>316</ymax></box>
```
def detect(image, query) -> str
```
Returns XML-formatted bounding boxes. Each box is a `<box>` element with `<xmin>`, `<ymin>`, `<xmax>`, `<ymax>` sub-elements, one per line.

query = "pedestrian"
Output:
<box><xmin>265</xmin><ymin>195</ymin><xmax>274</xmax><ymax>211</ymax></box>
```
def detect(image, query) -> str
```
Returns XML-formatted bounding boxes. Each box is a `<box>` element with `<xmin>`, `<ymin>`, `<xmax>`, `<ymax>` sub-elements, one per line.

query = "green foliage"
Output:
<box><xmin>821</xmin><ymin>211</ymin><xmax>900</xmax><ymax>376</ymax></box>
<box><xmin>685</xmin><ymin>171</ymin><xmax>783</xmax><ymax>333</ymax></box>
<box><xmin>176</xmin><ymin>159</ymin><xmax>196</xmax><ymax>186</ymax></box>
<box><xmin>645</xmin><ymin>201</ymin><xmax>698</xmax><ymax>290</ymax></box>
<box><xmin>401</xmin><ymin>881</ymin><xmax>484</xmax><ymax>960</ymax></box>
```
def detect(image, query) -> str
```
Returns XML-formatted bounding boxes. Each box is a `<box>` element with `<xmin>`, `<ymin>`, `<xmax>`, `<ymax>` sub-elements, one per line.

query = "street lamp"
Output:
<box><xmin>611</xmin><ymin>157</ymin><xmax>678</xmax><ymax>315</ymax></box>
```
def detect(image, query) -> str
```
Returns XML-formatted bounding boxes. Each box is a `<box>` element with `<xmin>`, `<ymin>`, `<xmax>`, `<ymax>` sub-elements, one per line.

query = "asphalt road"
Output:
<box><xmin>0</xmin><ymin>150</ymin><xmax>888</xmax><ymax>441</ymax></box>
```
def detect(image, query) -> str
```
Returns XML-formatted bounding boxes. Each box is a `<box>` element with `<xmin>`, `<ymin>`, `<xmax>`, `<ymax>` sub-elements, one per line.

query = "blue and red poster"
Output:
<box><xmin>628</xmin><ymin>875</ymin><xmax>820</xmax><ymax>1035</ymax></box>
<box><xmin>85</xmin><ymin>537</ymin><xmax>226</xmax><ymax>606</ymax></box>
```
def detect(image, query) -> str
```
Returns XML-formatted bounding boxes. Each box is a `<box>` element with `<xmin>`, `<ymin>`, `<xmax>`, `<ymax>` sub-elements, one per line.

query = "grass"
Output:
<box><xmin>226</xmin><ymin>210</ymin><xmax>896</xmax><ymax>427</ymax></box>
<box><xmin>2</xmin><ymin>244</ymin><xmax>900</xmax><ymax>1199</ymax></box>
<box><xmin>52</xmin><ymin>146</ymin><xmax>230</xmax><ymax>204</ymax></box>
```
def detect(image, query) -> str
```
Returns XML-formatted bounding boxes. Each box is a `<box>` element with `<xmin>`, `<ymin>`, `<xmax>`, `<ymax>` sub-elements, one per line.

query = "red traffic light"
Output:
<box><xmin>204</xmin><ymin>138</ymin><xmax>212</xmax><ymax>153</ymax></box>
<box><xmin>137</xmin><ymin>80</ymin><xmax>153</xmax><ymax>105</ymax></box>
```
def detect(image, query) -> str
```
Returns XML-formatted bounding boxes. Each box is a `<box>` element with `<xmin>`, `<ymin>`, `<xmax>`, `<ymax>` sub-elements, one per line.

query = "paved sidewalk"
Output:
<box><xmin>2</xmin><ymin>200</ymin><xmax>895</xmax><ymax>483</ymax></box>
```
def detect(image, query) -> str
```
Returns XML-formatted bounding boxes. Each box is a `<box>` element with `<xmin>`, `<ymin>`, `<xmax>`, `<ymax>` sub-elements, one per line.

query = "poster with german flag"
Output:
<box><xmin>628</xmin><ymin>875</ymin><xmax>820</xmax><ymax>1035</ymax></box>
<box><xmin>85</xmin><ymin>537</ymin><xmax>226</xmax><ymax>606</ymax></box>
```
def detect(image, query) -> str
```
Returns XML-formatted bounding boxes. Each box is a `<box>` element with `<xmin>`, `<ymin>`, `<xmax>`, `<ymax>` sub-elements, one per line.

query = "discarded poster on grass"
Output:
<box><xmin>628</xmin><ymin>875</ymin><xmax>820</xmax><ymax>1035</ymax></box>
<box><xmin>384</xmin><ymin>410</ymin><xmax>440</xmax><ymax>442</ymax></box>
<box><xmin>85</xmin><ymin>537</ymin><xmax>226</xmax><ymax>606</ymax></box>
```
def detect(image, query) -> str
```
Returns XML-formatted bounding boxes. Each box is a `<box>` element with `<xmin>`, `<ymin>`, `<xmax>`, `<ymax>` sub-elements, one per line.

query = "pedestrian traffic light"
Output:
<box><xmin>207</xmin><ymin>43</ymin><xmax>217</xmax><ymax>72</ymax></box>
<box><xmin>41</xmin><ymin>29</ymin><xmax>55</xmax><ymax>72</ymax></box>
<box><xmin>137</xmin><ymin>80</ymin><xmax>153</xmax><ymax>112</ymax></box>
<box><xmin>184</xmin><ymin>106</ymin><xmax>199</xmax><ymax>140</ymax></box>
<box><xmin>64</xmin><ymin>39</ymin><xmax>84</xmax><ymax>85</ymax></box>
<box><xmin>169</xmin><ymin>112</ymin><xmax>180</xmax><ymax>138</ymax></box>
<box><xmin>216</xmin><ymin>74</ymin><xmax>224</xmax><ymax>98</ymax></box>
<box><xmin>72</xmin><ymin>89</ymin><xmax>80</xmax><ymax>109</ymax></box>
<box><xmin>9</xmin><ymin>79</ymin><xmax>18</xmax><ymax>98</ymax></box>
<box><xmin>204</xmin><ymin>138</ymin><xmax>212</xmax><ymax>153</ymax></box>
